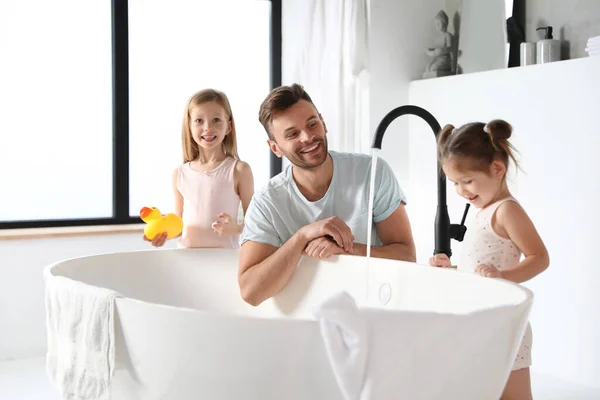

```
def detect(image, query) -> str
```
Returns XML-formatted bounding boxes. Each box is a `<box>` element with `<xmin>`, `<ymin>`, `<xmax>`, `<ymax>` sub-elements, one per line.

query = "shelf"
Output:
<box><xmin>409</xmin><ymin>56</ymin><xmax>600</xmax><ymax>87</ymax></box>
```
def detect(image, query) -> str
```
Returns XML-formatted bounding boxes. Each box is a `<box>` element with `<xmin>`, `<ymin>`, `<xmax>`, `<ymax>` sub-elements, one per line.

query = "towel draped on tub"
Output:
<box><xmin>45</xmin><ymin>271</ymin><xmax>119</xmax><ymax>400</ymax></box>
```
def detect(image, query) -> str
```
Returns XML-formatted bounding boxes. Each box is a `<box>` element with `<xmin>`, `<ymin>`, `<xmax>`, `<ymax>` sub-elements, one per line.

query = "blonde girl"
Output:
<box><xmin>145</xmin><ymin>89</ymin><xmax>254</xmax><ymax>248</ymax></box>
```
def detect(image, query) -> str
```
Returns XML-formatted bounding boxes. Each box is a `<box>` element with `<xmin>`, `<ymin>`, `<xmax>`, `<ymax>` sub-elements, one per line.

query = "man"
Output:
<box><xmin>238</xmin><ymin>83</ymin><xmax>416</xmax><ymax>306</ymax></box>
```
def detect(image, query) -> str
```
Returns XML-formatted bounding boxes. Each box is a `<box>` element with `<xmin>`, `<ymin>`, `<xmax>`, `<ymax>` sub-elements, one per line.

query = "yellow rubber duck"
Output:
<box><xmin>140</xmin><ymin>207</ymin><xmax>183</xmax><ymax>240</ymax></box>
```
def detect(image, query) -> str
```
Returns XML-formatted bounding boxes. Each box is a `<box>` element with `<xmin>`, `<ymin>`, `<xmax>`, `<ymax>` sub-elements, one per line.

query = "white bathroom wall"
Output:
<box><xmin>281</xmin><ymin>0</ymin><xmax>310</xmax><ymax>86</ymax></box>
<box><xmin>524</xmin><ymin>0</ymin><xmax>600</xmax><ymax>60</ymax></box>
<box><xmin>405</xmin><ymin>56</ymin><xmax>600</xmax><ymax>389</ymax></box>
<box><xmin>368</xmin><ymin>0</ymin><xmax>444</xmax><ymax>181</ymax></box>
<box><xmin>285</xmin><ymin>0</ymin><xmax>445</xmax><ymax>177</ymax></box>
<box><xmin>0</xmin><ymin>234</ymin><xmax>177</xmax><ymax>361</ymax></box>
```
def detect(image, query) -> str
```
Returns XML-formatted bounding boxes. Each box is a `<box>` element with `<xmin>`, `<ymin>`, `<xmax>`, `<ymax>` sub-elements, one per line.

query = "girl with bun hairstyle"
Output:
<box><xmin>430</xmin><ymin>119</ymin><xmax>549</xmax><ymax>400</ymax></box>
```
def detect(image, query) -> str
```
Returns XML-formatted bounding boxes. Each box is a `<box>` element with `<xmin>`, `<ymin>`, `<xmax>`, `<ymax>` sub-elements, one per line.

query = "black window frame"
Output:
<box><xmin>1</xmin><ymin>0</ymin><xmax>282</xmax><ymax>230</ymax></box>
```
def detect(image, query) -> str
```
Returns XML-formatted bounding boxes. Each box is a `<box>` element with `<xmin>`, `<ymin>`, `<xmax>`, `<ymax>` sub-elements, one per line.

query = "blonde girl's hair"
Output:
<box><xmin>437</xmin><ymin>119</ymin><xmax>520</xmax><ymax>176</ymax></box>
<box><xmin>181</xmin><ymin>89</ymin><xmax>239</xmax><ymax>163</ymax></box>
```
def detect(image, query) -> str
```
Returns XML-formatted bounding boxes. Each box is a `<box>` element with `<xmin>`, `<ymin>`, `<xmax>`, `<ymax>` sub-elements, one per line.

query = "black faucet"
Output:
<box><xmin>371</xmin><ymin>105</ymin><xmax>470</xmax><ymax>257</ymax></box>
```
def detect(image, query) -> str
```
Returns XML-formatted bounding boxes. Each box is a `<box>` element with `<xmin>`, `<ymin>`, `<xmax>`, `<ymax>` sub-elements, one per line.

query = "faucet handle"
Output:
<box><xmin>449</xmin><ymin>223</ymin><xmax>468</xmax><ymax>242</ymax></box>
<box><xmin>449</xmin><ymin>203</ymin><xmax>470</xmax><ymax>242</ymax></box>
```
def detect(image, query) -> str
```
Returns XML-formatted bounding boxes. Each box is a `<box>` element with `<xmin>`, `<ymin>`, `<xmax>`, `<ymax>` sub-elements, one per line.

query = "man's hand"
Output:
<box><xmin>299</xmin><ymin>216</ymin><xmax>354</xmax><ymax>253</ymax></box>
<box><xmin>428</xmin><ymin>253</ymin><xmax>453</xmax><ymax>268</ymax></box>
<box><xmin>238</xmin><ymin>216</ymin><xmax>353</xmax><ymax>307</ymax></box>
<box><xmin>304</xmin><ymin>236</ymin><xmax>346</xmax><ymax>259</ymax></box>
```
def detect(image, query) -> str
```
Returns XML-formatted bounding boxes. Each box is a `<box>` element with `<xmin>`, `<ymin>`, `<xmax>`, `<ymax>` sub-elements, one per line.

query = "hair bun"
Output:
<box><xmin>437</xmin><ymin>124</ymin><xmax>456</xmax><ymax>149</ymax></box>
<box><xmin>486</xmin><ymin>119</ymin><xmax>512</xmax><ymax>141</ymax></box>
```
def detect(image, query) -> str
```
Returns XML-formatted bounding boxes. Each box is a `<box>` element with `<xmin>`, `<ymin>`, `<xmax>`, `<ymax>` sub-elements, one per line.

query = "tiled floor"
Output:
<box><xmin>2</xmin><ymin>356</ymin><xmax>600</xmax><ymax>399</ymax></box>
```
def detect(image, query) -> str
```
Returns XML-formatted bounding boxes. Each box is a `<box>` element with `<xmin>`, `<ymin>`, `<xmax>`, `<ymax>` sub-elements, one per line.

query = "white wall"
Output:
<box><xmin>0</xmin><ymin>234</ymin><xmax>177</xmax><ymax>362</ymax></box>
<box><xmin>285</xmin><ymin>0</ymin><xmax>445</xmax><ymax>177</ymax></box>
<box><xmin>524</xmin><ymin>0</ymin><xmax>600</xmax><ymax>60</ymax></box>
<box><xmin>368</xmin><ymin>0</ymin><xmax>444</xmax><ymax>181</ymax></box>
<box><xmin>406</xmin><ymin>57</ymin><xmax>600</xmax><ymax>389</ymax></box>
<box><xmin>281</xmin><ymin>0</ymin><xmax>310</xmax><ymax>86</ymax></box>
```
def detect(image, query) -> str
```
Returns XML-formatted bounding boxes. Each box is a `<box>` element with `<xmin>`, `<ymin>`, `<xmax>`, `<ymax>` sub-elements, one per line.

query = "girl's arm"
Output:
<box><xmin>213</xmin><ymin>162</ymin><xmax>254</xmax><ymax>237</ymax></box>
<box><xmin>234</xmin><ymin>161</ymin><xmax>254</xmax><ymax>233</ymax></box>
<box><xmin>494</xmin><ymin>201</ymin><xmax>550</xmax><ymax>283</ymax></box>
<box><xmin>171</xmin><ymin>167</ymin><xmax>183</xmax><ymax>239</ymax></box>
<box><xmin>172</xmin><ymin>167</ymin><xmax>184</xmax><ymax>218</ymax></box>
<box><xmin>236</xmin><ymin>161</ymin><xmax>254</xmax><ymax>214</ymax></box>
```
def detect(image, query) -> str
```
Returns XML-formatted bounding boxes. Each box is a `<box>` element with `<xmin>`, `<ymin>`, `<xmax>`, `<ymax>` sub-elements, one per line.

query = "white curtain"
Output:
<box><xmin>290</xmin><ymin>0</ymin><xmax>370</xmax><ymax>154</ymax></box>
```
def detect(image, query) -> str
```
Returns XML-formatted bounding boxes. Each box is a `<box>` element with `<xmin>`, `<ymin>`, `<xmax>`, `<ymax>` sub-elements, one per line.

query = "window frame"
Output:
<box><xmin>0</xmin><ymin>0</ymin><xmax>282</xmax><ymax>230</ymax></box>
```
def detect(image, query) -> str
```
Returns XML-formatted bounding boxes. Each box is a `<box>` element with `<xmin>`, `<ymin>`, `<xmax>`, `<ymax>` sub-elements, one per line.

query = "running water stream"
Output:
<box><xmin>366</xmin><ymin>149</ymin><xmax>379</xmax><ymax>259</ymax></box>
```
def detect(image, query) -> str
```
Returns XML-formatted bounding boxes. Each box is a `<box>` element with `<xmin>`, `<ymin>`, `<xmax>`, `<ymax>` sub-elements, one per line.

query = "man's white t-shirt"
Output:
<box><xmin>241</xmin><ymin>151</ymin><xmax>407</xmax><ymax>247</ymax></box>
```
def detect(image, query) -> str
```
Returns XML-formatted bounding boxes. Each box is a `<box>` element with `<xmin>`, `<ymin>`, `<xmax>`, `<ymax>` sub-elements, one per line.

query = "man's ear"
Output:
<box><xmin>267</xmin><ymin>139</ymin><xmax>282</xmax><ymax>158</ymax></box>
<box><xmin>319</xmin><ymin>113</ymin><xmax>327</xmax><ymax>133</ymax></box>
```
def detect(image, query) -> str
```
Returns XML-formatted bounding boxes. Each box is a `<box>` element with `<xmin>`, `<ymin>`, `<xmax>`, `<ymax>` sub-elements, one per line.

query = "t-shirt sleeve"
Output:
<box><xmin>240</xmin><ymin>195</ymin><xmax>283</xmax><ymax>248</ymax></box>
<box><xmin>373</xmin><ymin>157</ymin><xmax>407</xmax><ymax>223</ymax></box>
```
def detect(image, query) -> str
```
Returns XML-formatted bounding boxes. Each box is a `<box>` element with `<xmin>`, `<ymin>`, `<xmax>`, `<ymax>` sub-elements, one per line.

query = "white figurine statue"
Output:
<box><xmin>423</xmin><ymin>10</ymin><xmax>454</xmax><ymax>78</ymax></box>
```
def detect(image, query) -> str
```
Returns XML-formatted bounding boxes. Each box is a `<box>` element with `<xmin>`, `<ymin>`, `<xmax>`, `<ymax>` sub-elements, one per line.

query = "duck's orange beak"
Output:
<box><xmin>140</xmin><ymin>207</ymin><xmax>152</xmax><ymax>219</ymax></box>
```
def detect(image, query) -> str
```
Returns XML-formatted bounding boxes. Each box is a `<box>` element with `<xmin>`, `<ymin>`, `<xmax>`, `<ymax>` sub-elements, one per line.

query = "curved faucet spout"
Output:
<box><xmin>372</xmin><ymin>105</ymin><xmax>445</xmax><ymax>206</ymax></box>
<box><xmin>372</xmin><ymin>105</ymin><xmax>442</xmax><ymax>148</ymax></box>
<box><xmin>371</xmin><ymin>105</ymin><xmax>468</xmax><ymax>258</ymax></box>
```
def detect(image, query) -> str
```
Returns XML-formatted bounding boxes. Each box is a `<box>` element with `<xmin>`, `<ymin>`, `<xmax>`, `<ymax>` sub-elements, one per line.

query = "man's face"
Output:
<box><xmin>267</xmin><ymin>100</ymin><xmax>328</xmax><ymax>169</ymax></box>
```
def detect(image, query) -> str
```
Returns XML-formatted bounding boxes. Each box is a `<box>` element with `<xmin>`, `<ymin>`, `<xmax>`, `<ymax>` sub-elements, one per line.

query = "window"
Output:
<box><xmin>0</xmin><ymin>0</ymin><xmax>281</xmax><ymax>229</ymax></box>
<box><xmin>128</xmin><ymin>0</ymin><xmax>273</xmax><ymax>216</ymax></box>
<box><xmin>0</xmin><ymin>0</ymin><xmax>113</xmax><ymax>222</ymax></box>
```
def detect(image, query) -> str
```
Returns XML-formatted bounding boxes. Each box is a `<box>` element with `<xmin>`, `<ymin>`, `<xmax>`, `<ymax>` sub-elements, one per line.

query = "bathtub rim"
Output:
<box><xmin>42</xmin><ymin>248</ymin><xmax>534</xmax><ymax>323</ymax></box>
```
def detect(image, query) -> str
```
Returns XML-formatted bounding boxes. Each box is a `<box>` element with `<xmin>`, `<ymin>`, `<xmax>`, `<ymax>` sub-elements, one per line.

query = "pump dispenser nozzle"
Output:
<box><xmin>536</xmin><ymin>26</ymin><xmax>553</xmax><ymax>39</ymax></box>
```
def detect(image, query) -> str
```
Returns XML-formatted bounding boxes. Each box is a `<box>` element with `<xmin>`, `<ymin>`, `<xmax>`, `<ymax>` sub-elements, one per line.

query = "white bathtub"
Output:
<box><xmin>45</xmin><ymin>248</ymin><xmax>532</xmax><ymax>399</ymax></box>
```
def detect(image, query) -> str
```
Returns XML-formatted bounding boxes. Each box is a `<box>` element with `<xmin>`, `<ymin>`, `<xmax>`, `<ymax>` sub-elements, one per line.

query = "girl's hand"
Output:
<box><xmin>475</xmin><ymin>263</ymin><xmax>502</xmax><ymax>278</ymax></box>
<box><xmin>143</xmin><ymin>232</ymin><xmax>168</xmax><ymax>247</ymax></box>
<box><xmin>429</xmin><ymin>253</ymin><xmax>452</xmax><ymax>268</ymax></box>
<box><xmin>212</xmin><ymin>213</ymin><xmax>240</xmax><ymax>237</ymax></box>
<box><xmin>304</xmin><ymin>236</ymin><xmax>347</xmax><ymax>260</ymax></box>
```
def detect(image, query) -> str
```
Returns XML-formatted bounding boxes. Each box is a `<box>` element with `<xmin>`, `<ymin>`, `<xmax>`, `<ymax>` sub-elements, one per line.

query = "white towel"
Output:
<box><xmin>312</xmin><ymin>291</ymin><xmax>368</xmax><ymax>400</ymax></box>
<box><xmin>585</xmin><ymin>42</ymin><xmax>600</xmax><ymax>52</ymax></box>
<box><xmin>45</xmin><ymin>273</ymin><xmax>119</xmax><ymax>400</ymax></box>
<box><xmin>587</xmin><ymin>35</ymin><xmax>600</xmax><ymax>47</ymax></box>
<box><xmin>585</xmin><ymin>44</ymin><xmax>600</xmax><ymax>57</ymax></box>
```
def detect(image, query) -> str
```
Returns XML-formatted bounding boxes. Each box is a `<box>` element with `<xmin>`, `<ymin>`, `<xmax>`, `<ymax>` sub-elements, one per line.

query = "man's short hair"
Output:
<box><xmin>258</xmin><ymin>83</ymin><xmax>317</xmax><ymax>140</ymax></box>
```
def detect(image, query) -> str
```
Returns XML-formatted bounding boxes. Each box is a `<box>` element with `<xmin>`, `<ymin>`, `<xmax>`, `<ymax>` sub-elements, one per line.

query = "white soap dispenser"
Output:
<box><xmin>536</xmin><ymin>26</ymin><xmax>561</xmax><ymax>63</ymax></box>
